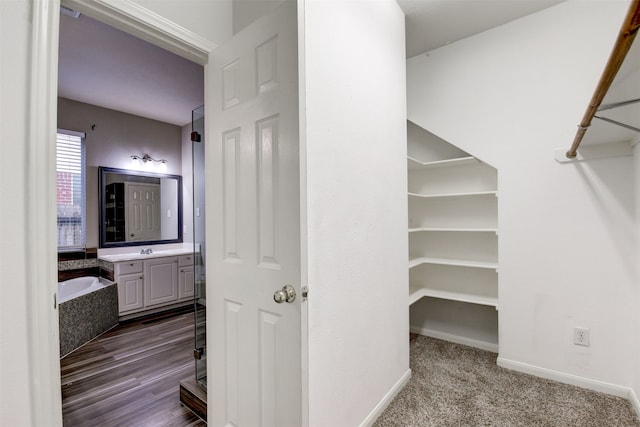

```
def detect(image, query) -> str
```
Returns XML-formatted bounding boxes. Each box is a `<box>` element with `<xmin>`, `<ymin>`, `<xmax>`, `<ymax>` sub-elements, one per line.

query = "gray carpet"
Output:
<box><xmin>374</xmin><ymin>336</ymin><xmax>639</xmax><ymax>426</ymax></box>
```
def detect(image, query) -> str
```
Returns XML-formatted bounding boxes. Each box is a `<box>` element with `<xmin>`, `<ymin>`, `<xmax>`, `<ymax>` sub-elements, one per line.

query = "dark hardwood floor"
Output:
<box><xmin>60</xmin><ymin>309</ymin><xmax>206</xmax><ymax>426</ymax></box>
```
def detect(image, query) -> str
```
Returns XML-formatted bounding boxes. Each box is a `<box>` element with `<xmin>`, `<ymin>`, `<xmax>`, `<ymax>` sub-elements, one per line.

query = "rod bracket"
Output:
<box><xmin>556</xmin><ymin>141</ymin><xmax>633</xmax><ymax>162</ymax></box>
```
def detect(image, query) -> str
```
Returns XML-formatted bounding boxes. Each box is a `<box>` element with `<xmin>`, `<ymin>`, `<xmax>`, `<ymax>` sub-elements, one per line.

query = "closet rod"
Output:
<box><xmin>566</xmin><ymin>0</ymin><xmax>640</xmax><ymax>159</ymax></box>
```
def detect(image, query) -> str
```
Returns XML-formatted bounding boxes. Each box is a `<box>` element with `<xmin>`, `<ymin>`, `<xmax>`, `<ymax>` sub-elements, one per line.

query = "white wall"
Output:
<box><xmin>58</xmin><ymin>97</ymin><xmax>182</xmax><ymax>248</ymax></box>
<box><xmin>181</xmin><ymin>123</ymin><xmax>194</xmax><ymax>243</ymax></box>
<box><xmin>0</xmin><ymin>0</ymin><xmax>35</xmax><ymax>424</ymax></box>
<box><xmin>130</xmin><ymin>0</ymin><xmax>232</xmax><ymax>46</ymax></box>
<box><xmin>232</xmin><ymin>0</ymin><xmax>284</xmax><ymax>34</ymax></box>
<box><xmin>160</xmin><ymin>178</ymin><xmax>179</xmax><ymax>239</ymax></box>
<box><xmin>408</xmin><ymin>0</ymin><xmax>637</xmax><ymax>394</ymax></box>
<box><xmin>301</xmin><ymin>1</ymin><xmax>409</xmax><ymax>425</ymax></box>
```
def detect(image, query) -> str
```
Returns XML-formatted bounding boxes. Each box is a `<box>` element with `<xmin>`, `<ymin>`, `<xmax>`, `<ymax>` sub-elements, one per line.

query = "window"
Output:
<box><xmin>57</xmin><ymin>129</ymin><xmax>86</xmax><ymax>250</ymax></box>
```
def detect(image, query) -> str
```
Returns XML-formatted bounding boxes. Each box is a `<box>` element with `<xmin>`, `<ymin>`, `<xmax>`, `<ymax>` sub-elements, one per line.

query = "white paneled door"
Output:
<box><xmin>208</xmin><ymin>2</ymin><xmax>301</xmax><ymax>426</ymax></box>
<box><xmin>126</xmin><ymin>183</ymin><xmax>160</xmax><ymax>241</ymax></box>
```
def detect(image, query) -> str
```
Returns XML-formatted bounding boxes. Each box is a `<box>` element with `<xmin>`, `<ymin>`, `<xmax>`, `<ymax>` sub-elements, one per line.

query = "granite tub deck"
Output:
<box><xmin>59</xmin><ymin>278</ymin><xmax>118</xmax><ymax>357</ymax></box>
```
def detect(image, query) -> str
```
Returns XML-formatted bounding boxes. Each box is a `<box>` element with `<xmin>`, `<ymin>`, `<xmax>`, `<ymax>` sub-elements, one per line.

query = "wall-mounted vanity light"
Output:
<box><xmin>130</xmin><ymin>154</ymin><xmax>168</xmax><ymax>172</ymax></box>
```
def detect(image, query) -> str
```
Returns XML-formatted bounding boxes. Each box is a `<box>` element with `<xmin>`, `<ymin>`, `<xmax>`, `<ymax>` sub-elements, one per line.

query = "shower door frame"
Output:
<box><xmin>191</xmin><ymin>105</ymin><xmax>207</xmax><ymax>387</ymax></box>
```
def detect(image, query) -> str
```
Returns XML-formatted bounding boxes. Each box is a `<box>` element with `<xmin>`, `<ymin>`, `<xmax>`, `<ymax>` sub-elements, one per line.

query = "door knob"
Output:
<box><xmin>273</xmin><ymin>285</ymin><xmax>296</xmax><ymax>304</ymax></box>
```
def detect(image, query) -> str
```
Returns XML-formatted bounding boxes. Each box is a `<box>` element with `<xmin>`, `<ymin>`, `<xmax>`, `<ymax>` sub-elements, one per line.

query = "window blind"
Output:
<box><xmin>57</xmin><ymin>129</ymin><xmax>86</xmax><ymax>250</ymax></box>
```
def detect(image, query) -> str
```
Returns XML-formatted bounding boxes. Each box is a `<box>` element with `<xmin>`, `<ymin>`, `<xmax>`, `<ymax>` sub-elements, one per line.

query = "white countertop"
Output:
<box><xmin>99</xmin><ymin>248</ymin><xmax>196</xmax><ymax>263</ymax></box>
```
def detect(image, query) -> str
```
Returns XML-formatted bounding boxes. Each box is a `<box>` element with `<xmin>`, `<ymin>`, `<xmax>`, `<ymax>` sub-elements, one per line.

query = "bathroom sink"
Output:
<box><xmin>98</xmin><ymin>253</ymin><xmax>142</xmax><ymax>262</ymax></box>
<box><xmin>99</xmin><ymin>248</ymin><xmax>196</xmax><ymax>263</ymax></box>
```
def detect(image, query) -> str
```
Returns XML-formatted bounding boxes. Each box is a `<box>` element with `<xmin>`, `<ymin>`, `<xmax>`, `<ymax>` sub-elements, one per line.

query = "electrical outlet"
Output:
<box><xmin>573</xmin><ymin>327</ymin><xmax>590</xmax><ymax>347</ymax></box>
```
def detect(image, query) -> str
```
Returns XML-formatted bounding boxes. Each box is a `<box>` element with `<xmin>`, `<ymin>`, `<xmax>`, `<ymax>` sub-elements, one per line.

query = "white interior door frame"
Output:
<box><xmin>28</xmin><ymin>1</ymin><xmax>63</xmax><ymax>425</ymax></box>
<box><xmin>29</xmin><ymin>1</ymin><xmax>215</xmax><ymax>424</ymax></box>
<box><xmin>61</xmin><ymin>0</ymin><xmax>215</xmax><ymax>65</ymax></box>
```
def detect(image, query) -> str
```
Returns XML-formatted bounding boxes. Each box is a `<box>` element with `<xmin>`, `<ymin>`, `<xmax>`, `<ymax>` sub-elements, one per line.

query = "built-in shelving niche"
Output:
<box><xmin>407</xmin><ymin>120</ymin><xmax>499</xmax><ymax>353</ymax></box>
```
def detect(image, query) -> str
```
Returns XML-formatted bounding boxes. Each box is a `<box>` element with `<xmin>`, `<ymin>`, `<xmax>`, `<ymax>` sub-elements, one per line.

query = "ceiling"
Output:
<box><xmin>394</xmin><ymin>0</ymin><xmax>639</xmax><ymax>149</ymax></box>
<box><xmin>58</xmin><ymin>12</ymin><xmax>204</xmax><ymax>127</ymax></box>
<box><xmin>396</xmin><ymin>0</ymin><xmax>564</xmax><ymax>57</ymax></box>
<box><xmin>58</xmin><ymin>1</ymin><xmax>583</xmax><ymax>128</ymax></box>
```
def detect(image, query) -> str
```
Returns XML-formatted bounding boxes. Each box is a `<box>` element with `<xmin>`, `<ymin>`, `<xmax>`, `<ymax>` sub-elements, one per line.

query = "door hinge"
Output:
<box><xmin>193</xmin><ymin>347</ymin><xmax>204</xmax><ymax>360</ymax></box>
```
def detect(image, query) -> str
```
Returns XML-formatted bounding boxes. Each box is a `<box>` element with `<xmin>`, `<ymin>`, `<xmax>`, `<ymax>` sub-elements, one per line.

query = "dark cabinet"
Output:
<box><xmin>105</xmin><ymin>183</ymin><xmax>125</xmax><ymax>242</ymax></box>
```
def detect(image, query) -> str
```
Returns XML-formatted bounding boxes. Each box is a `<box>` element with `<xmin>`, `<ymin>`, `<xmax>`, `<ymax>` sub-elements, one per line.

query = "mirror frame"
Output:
<box><xmin>98</xmin><ymin>166</ymin><xmax>183</xmax><ymax>248</ymax></box>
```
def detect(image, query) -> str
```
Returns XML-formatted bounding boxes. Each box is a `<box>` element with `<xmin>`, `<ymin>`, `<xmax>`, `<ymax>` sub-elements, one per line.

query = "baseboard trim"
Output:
<box><xmin>360</xmin><ymin>369</ymin><xmax>411</xmax><ymax>427</ymax></box>
<box><xmin>629</xmin><ymin>387</ymin><xmax>640</xmax><ymax>419</ymax></box>
<box><xmin>410</xmin><ymin>326</ymin><xmax>499</xmax><ymax>353</ymax></box>
<box><xmin>497</xmin><ymin>357</ymin><xmax>630</xmax><ymax>399</ymax></box>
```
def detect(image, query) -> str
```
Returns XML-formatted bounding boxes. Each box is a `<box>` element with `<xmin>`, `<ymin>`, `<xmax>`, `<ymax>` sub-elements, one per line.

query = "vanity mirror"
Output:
<box><xmin>98</xmin><ymin>166</ymin><xmax>183</xmax><ymax>248</ymax></box>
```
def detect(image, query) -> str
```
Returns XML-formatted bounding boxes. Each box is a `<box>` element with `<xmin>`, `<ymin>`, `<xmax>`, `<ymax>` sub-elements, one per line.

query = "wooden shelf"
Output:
<box><xmin>409</xmin><ymin>256</ymin><xmax>498</xmax><ymax>270</ymax></box>
<box><xmin>409</xmin><ymin>284</ymin><xmax>498</xmax><ymax>307</ymax></box>
<box><xmin>407</xmin><ymin>156</ymin><xmax>477</xmax><ymax>171</ymax></box>
<box><xmin>408</xmin><ymin>190</ymin><xmax>497</xmax><ymax>199</ymax></box>
<box><xmin>409</xmin><ymin>227</ymin><xmax>497</xmax><ymax>234</ymax></box>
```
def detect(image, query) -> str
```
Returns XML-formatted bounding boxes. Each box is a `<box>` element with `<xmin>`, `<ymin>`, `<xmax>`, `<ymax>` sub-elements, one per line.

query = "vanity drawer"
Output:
<box><xmin>116</xmin><ymin>260</ymin><xmax>143</xmax><ymax>275</ymax></box>
<box><xmin>178</xmin><ymin>255</ymin><xmax>195</xmax><ymax>267</ymax></box>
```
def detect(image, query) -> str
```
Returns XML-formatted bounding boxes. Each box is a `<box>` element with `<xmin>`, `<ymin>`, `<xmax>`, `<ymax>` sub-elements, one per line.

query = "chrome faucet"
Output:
<box><xmin>140</xmin><ymin>248</ymin><xmax>153</xmax><ymax>255</ymax></box>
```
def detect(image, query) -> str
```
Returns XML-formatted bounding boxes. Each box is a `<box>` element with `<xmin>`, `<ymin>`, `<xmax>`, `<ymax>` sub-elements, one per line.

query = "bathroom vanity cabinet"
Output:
<box><xmin>178</xmin><ymin>255</ymin><xmax>195</xmax><ymax>300</ymax></box>
<box><xmin>116</xmin><ymin>264</ymin><xmax>144</xmax><ymax>313</ymax></box>
<box><xmin>144</xmin><ymin>257</ymin><xmax>179</xmax><ymax>307</ymax></box>
<box><xmin>110</xmin><ymin>253</ymin><xmax>195</xmax><ymax>317</ymax></box>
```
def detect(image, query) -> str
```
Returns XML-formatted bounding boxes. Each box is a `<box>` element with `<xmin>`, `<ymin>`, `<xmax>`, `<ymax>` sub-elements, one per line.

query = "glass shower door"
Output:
<box><xmin>192</xmin><ymin>105</ymin><xmax>207</xmax><ymax>389</ymax></box>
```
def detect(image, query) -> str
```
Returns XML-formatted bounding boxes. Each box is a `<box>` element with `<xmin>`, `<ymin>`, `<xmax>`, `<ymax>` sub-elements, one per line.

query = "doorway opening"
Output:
<box><xmin>57</xmin><ymin>5</ymin><xmax>206</xmax><ymax>424</ymax></box>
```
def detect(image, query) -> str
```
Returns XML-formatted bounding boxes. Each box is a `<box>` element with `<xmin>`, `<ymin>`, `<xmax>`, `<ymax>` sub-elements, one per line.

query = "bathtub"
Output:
<box><xmin>58</xmin><ymin>276</ymin><xmax>104</xmax><ymax>304</ymax></box>
<box><xmin>58</xmin><ymin>276</ymin><xmax>118</xmax><ymax>357</ymax></box>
